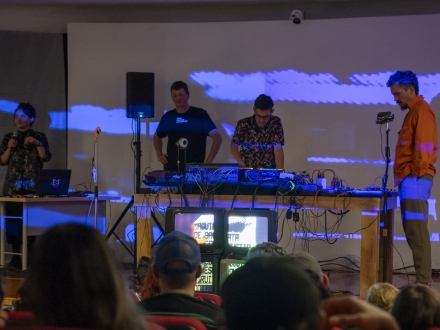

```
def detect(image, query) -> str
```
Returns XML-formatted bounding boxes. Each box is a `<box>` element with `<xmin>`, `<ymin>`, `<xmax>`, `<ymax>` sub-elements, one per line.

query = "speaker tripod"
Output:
<box><xmin>376</xmin><ymin>111</ymin><xmax>394</xmax><ymax>283</ymax></box>
<box><xmin>106</xmin><ymin>117</ymin><xmax>165</xmax><ymax>266</ymax></box>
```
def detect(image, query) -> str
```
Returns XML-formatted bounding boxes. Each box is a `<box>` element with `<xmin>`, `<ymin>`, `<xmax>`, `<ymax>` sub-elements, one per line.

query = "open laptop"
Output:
<box><xmin>35</xmin><ymin>169</ymin><xmax>72</xmax><ymax>196</ymax></box>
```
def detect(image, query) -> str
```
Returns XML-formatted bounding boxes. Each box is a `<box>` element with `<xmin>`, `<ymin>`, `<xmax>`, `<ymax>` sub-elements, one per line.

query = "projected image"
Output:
<box><xmin>190</xmin><ymin>70</ymin><xmax>440</xmax><ymax>104</ymax></box>
<box><xmin>175</xmin><ymin>213</ymin><xmax>215</xmax><ymax>245</ymax></box>
<box><xmin>195</xmin><ymin>261</ymin><xmax>213</xmax><ymax>292</ymax></box>
<box><xmin>228</xmin><ymin>216</ymin><xmax>268</xmax><ymax>248</ymax></box>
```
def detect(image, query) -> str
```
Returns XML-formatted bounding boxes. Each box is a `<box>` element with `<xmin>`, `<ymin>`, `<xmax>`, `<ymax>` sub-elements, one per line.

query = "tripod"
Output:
<box><xmin>106</xmin><ymin>118</ymin><xmax>165</xmax><ymax>265</ymax></box>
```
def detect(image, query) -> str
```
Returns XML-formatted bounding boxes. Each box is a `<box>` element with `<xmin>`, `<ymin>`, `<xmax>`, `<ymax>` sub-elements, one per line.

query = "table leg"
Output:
<box><xmin>360</xmin><ymin>211</ymin><xmax>380</xmax><ymax>298</ymax></box>
<box><xmin>22</xmin><ymin>203</ymin><xmax>28</xmax><ymax>271</ymax></box>
<box><xmin>379</xmin><ymin>209</ymin><xmax>394</xmax><ymax>283</ymax></box>
<box><xmin>136</xmin><ymin>206</ymin><xmax>152</xmax><ymax>264</ymax></box>
<box><xmin>0</xmin><ymin>202</ymin><xmax>4</xmax><ymax>268</ymax></box>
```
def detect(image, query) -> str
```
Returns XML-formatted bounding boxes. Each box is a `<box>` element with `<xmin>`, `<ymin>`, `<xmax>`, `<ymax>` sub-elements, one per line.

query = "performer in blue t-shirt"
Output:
<box><xmin>153</xmin><ymin>81</ymin><xmax>222</xmax><ymax>172</ymax></box>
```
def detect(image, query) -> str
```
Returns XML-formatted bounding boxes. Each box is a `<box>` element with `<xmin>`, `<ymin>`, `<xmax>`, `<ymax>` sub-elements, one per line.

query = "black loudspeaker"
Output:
<box><xmin>126</xmin><ymin>72</ymin><xmax>155</xmax><ymax>118</ymax></box>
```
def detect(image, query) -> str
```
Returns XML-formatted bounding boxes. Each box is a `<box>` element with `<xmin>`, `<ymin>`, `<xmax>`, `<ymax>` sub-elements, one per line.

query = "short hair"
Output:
<box><xmin>366</xmin><ymin>282</ymin><xmax>399</xmax><ymax>312</ymax></box>
<box><xmin>254</xmin><ymin>94</ymin><xmax>274</xmax><ymax>110</ymax></box>
<box><xmin>391</xmin><ymin>284</ymin><xmax>440</xmax><ymax>330</ymax></box>
<box><xmin>386</xmin><ymin>70</ymin><xmax>419</xmax><ymax>95</ymax></box>
<box><xmin>222</xmin><ymin>256</ymin><xmax>320</xmax><ymax>330</ymax></box>
<box><xmin>17</xmin><ymin>224</ymin><xmax>146</xmax><ymax>330</ymax></box>
<box><xmin>15</xmin><ymin>103</ymin><xmax>36</xmax><ymax>126</ymax></box>
<box><xmin>153</xmin><ymin>260</ymin><xmax>197</xmax><ymax>290</ymax></box>
<box><xmin>246</xmin><ymin>242</ymin><xmax>286</xmax><ymax>261</ymax></box>
<box><xmin>170</xmin><ymin>81</ymin><xmax>189</xmax><ymax>94</ymax></box>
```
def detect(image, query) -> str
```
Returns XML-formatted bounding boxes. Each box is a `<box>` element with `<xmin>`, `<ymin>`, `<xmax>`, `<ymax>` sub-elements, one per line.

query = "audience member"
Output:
<box><xmin>284</xmin><ymin>251</ymin><xmax>331</xmax><ymax>299</ymax></box>
<box><xmin>322</xmin><ymin>295</ymin><xmax>400</xmax><ymax>330</ymax></box>
<box><xmin>285</xmin><ymin>251</ymin><xmax>329</xmax><ymax>286</ymax></box>
<box><xmin>16</xmin><ymin>223</ymin><xmax>146</xmax><ymax>330</ymax></box>
<box><xmin>138</xmin><ymin>231</ymin><xmax>225</xmax><ymax>330</ymax></box>
<box><xmin>366</xmin><ymin>282</ymin><xmax>399</xmax><ymax>312</ymax></box>
<box><xmin>140</xmin><ymin>263</ymin><xmax>160</xmax><ymax>300</ymax></box>
<box><xmin>221</xmin><ymin>256</ymin><xmax>321</xmax><ymax>330</ymax></box>
<box><xmin>391</xmin><ymin>284</ymin><xmax>440</xmax><ymax>330</ymax></box>
<box><xmin>246</xmin><ymin>241</ymin><xmax>286</xmax><ymax>261</ymax></box>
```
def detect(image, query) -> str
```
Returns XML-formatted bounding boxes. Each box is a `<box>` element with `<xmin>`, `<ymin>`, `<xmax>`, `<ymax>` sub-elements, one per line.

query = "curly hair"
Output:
<box><xmin>386</xmin><ymin>70</ymin><xmax>419</xmax><ymax>95</ymax></box>
<box><xmin>366</xmin><ymin>282</ymin><xmax>399</xmax><ymax>312</ymax></box>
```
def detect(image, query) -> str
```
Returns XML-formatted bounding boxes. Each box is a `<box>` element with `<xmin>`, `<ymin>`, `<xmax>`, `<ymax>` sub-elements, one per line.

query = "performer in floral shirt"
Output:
<box><xmin>0</xmin><ymin>103</ymin><xmax>51</xmax><ymax>268</ymax></box>
<box><xmin>231</xmin><ymin>94</ymin><xmax>284</xmax><ymax>169</ymax></box>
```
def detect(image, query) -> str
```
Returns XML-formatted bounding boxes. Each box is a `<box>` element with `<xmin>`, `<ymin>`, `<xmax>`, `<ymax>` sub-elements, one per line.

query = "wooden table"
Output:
<box><xmin>0</xmin><ymin>196</ymin><xmax>119</xmax><ymax>270</ymax></box>
<box><xmin>134</xmin><ymin>192</ymin><xmax>397</xmax><ymax>298</ymax></box>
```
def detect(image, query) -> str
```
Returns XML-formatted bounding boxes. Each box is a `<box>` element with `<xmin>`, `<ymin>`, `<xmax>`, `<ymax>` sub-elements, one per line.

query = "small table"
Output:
<box><xmin>0</xmin><ymin>196</ymin><xmax>119</xmax><ymax>270</ymax></box>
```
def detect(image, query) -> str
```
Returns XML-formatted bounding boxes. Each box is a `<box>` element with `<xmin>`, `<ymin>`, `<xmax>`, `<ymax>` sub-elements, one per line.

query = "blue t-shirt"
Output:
<box><xmin>156</xmin><ymin>106</ymin><xmax>216</xmax><ymax>171</ymax></box>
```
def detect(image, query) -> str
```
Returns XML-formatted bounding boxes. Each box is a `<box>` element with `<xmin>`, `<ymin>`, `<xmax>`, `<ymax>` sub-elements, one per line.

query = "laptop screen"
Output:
<box><xmin>36</xmin><ymin>169</ymin><xmax>71</xmax><ymax>196</ymax></box>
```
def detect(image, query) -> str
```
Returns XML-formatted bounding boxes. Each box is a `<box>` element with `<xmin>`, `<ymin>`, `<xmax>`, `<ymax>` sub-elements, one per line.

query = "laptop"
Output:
<box><xmin>35</xmin><ymin>169</ymin><xmax>72</xmax><ymax>196</ymax></box>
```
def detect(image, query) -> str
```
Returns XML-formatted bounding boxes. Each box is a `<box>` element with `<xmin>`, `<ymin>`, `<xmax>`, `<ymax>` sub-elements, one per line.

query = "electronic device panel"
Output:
<box><xmin>165</xmin><ymin>207</ymin><xmax>226</xmax><ymax>254</ymax></box>
<box><xmin>224</xmin><ymin>209</ymin><xmax>278</xmax><ymax>258</ymax></box>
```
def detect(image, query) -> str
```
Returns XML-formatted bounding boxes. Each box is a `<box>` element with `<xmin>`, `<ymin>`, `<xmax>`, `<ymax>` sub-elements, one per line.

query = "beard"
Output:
<box><xmin>397</xmin><ymin>102</ymin><xmax>409</xmax><ymax>111</ymax></box>
<box><xmin>400</xmin><ymin>104</ymin><xmax>409</xmax><ymax>111</ymax></box>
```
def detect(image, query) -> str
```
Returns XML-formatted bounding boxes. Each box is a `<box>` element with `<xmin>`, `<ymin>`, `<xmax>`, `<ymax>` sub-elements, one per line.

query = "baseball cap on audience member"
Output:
<box><xmin>285</xmin><ymin>251</ymin><xmax>324</xmax><ymax>282</ymax></box>
<box><xmin>154</xmin><ymin>231</ymin><xmax>201</xmax><ymax>275</ymax></box>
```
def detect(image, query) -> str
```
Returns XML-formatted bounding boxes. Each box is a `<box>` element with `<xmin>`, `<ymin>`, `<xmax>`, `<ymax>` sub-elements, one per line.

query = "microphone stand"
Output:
<box><xmin>380</xmin><ymin>119</ymin><xmax>392</xmax><ymax>282</ymax></box>
<box><xmin>93</xmin><ymin>127</ymin><xmax>101</xmax><ymax>229</ymax></box>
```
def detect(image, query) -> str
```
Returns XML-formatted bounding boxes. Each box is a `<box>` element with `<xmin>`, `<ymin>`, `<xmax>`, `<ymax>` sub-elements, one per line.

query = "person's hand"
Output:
<box><xmin>321</xmin><ymin>296</ymin><xmax>399</xmax><ymax>330</ymax></box>
<box><xmin>24</xmin><ymin>136</ymin><xmax>40</xmax><ymax>146</ymax></box>
<box><xmin>7</xmin><ymin>138</ymin><xmax>17</xmax><ymax>149</ymax></box>
<box><xmin>157</xmin><ymin>153</ymin><xmax>168</xmax><ymax>164</ymax></box>
<box><xmin>0</xmin><ymin>309</ymin><xmax>8</xmax><ymax>327</ymax></box>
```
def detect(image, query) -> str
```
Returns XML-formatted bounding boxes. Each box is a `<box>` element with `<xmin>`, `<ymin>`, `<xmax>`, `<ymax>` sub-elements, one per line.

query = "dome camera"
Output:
<box><xmin>290</xmin><ymin>10</ymin><xmax>303</xmax><ymax>24</ymax></box>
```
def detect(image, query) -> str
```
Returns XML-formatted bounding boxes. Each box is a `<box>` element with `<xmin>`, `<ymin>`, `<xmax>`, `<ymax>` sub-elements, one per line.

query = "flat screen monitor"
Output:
<box><xmin>225</xmin><ymin>209</ymin><xmax>277</xmax><ymax>257</ymax></box>
<box><xmin>195</xmin><ymin>255</ymin><xmax>220</xmax><ymax>294</ymax></box>
<box><xmin>219</xmin><ymin>258</ymin><xmax>246</xmax><ymax>290</ymax></box>
<box><xmin>165</xmin><ymin>207</ymin><xmax>225</xmax><ymax>254</ymax></box>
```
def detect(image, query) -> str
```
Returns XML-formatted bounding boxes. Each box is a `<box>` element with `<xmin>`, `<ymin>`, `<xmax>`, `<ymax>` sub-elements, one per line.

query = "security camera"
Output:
<box><xmin>290</xmin><ymin>10</ymin><xmax>303</xmax><ymax>24</ymax></box>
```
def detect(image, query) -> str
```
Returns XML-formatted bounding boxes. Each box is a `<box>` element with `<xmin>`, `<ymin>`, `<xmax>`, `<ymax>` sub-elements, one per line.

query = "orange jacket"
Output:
<box><xmin>394</xmin><ymin>95</ymin><xmax>438</xmax><ymax>187</ymax></box>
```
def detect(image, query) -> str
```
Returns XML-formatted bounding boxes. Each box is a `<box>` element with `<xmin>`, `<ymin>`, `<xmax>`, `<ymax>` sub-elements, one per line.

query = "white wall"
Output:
<box><xmin>67</xmin><ymin>15</ymin><xmax>440</xmax><ymax>269</ymax></box>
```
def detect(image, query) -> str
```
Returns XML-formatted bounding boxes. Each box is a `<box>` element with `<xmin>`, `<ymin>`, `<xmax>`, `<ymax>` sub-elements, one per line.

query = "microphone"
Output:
<box><xmin>176</xmin><ymin>138</ymin><xmax>188</xmax><ymax>149</ymax></box>
<box><xmin>12</xmin><ymin>130</ymin><xmax>18</xmax><ymax>140</ymax></box>
<box><xmin>94</xmin><ymin>127</ymin><xmax>101</xmax><ymax>141</ymax></box>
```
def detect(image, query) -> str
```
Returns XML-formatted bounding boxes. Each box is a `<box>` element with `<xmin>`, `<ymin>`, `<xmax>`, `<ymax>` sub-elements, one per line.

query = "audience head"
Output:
<box><xmin>366</xmin><ymin>282</ymin><xmax>399</xmax><ymax>312</ymax></box>
<box><xmin>18</xmin><ymin>223</ymin><xmax>145</xmax><ymax>330</ymax></box>
<box><xmin>391</xmin><ymin>284</ymin><xmax>440</xmax><ymax>330</ymax></box>
<box><xmin>222</xmin><ymin>256</ymin><xmax>321</xmax><ymax>330</ymax></box>
<box><xmin>140</xmin><ymin>262</ymin><xmax>160</xmax><ymax>300</ymax></box>
<box><xmin>153</xmin><ymin>231</ymin><xmax>202</xmax><ymax>293</ymax></box>
<box><xmin>246</xmin><ymin>241</ymin><xmax>286</xmax><ymax>261</ymax></box>
<box><xmin>285</xmin><ymin>251</ymin><xmax>328</xmax><ymax>286</ymax></box>
<box><xmin>284</xmin><ymin>252</ymin><xmax>331</xmax><ymax>300</ymax></box>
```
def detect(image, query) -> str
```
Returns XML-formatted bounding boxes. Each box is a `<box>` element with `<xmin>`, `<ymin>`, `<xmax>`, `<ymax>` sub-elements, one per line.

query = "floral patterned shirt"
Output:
<box><xmin>231</xmin><ymin>115</ymin><xmax>284</xmax><ymax>168</ymax></box>
<box><xmin>0</xmin><ymin>129</ymin><xmax>51</xmax><ymax>196</ymax></box>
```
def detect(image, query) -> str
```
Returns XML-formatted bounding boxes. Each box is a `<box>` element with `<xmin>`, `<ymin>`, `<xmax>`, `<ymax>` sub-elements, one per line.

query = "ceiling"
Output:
<box><xmin>1</xmin><ymin>0</ymin><xmax>439</xmax><ymax>33</ymax></box>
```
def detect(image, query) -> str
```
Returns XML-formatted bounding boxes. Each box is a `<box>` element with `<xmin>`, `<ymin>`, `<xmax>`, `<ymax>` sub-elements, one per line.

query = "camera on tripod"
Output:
<box><xmin>376</xmin><ymin>111</ymin><xmax>394</xmax><ymax>125</ymax></box>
